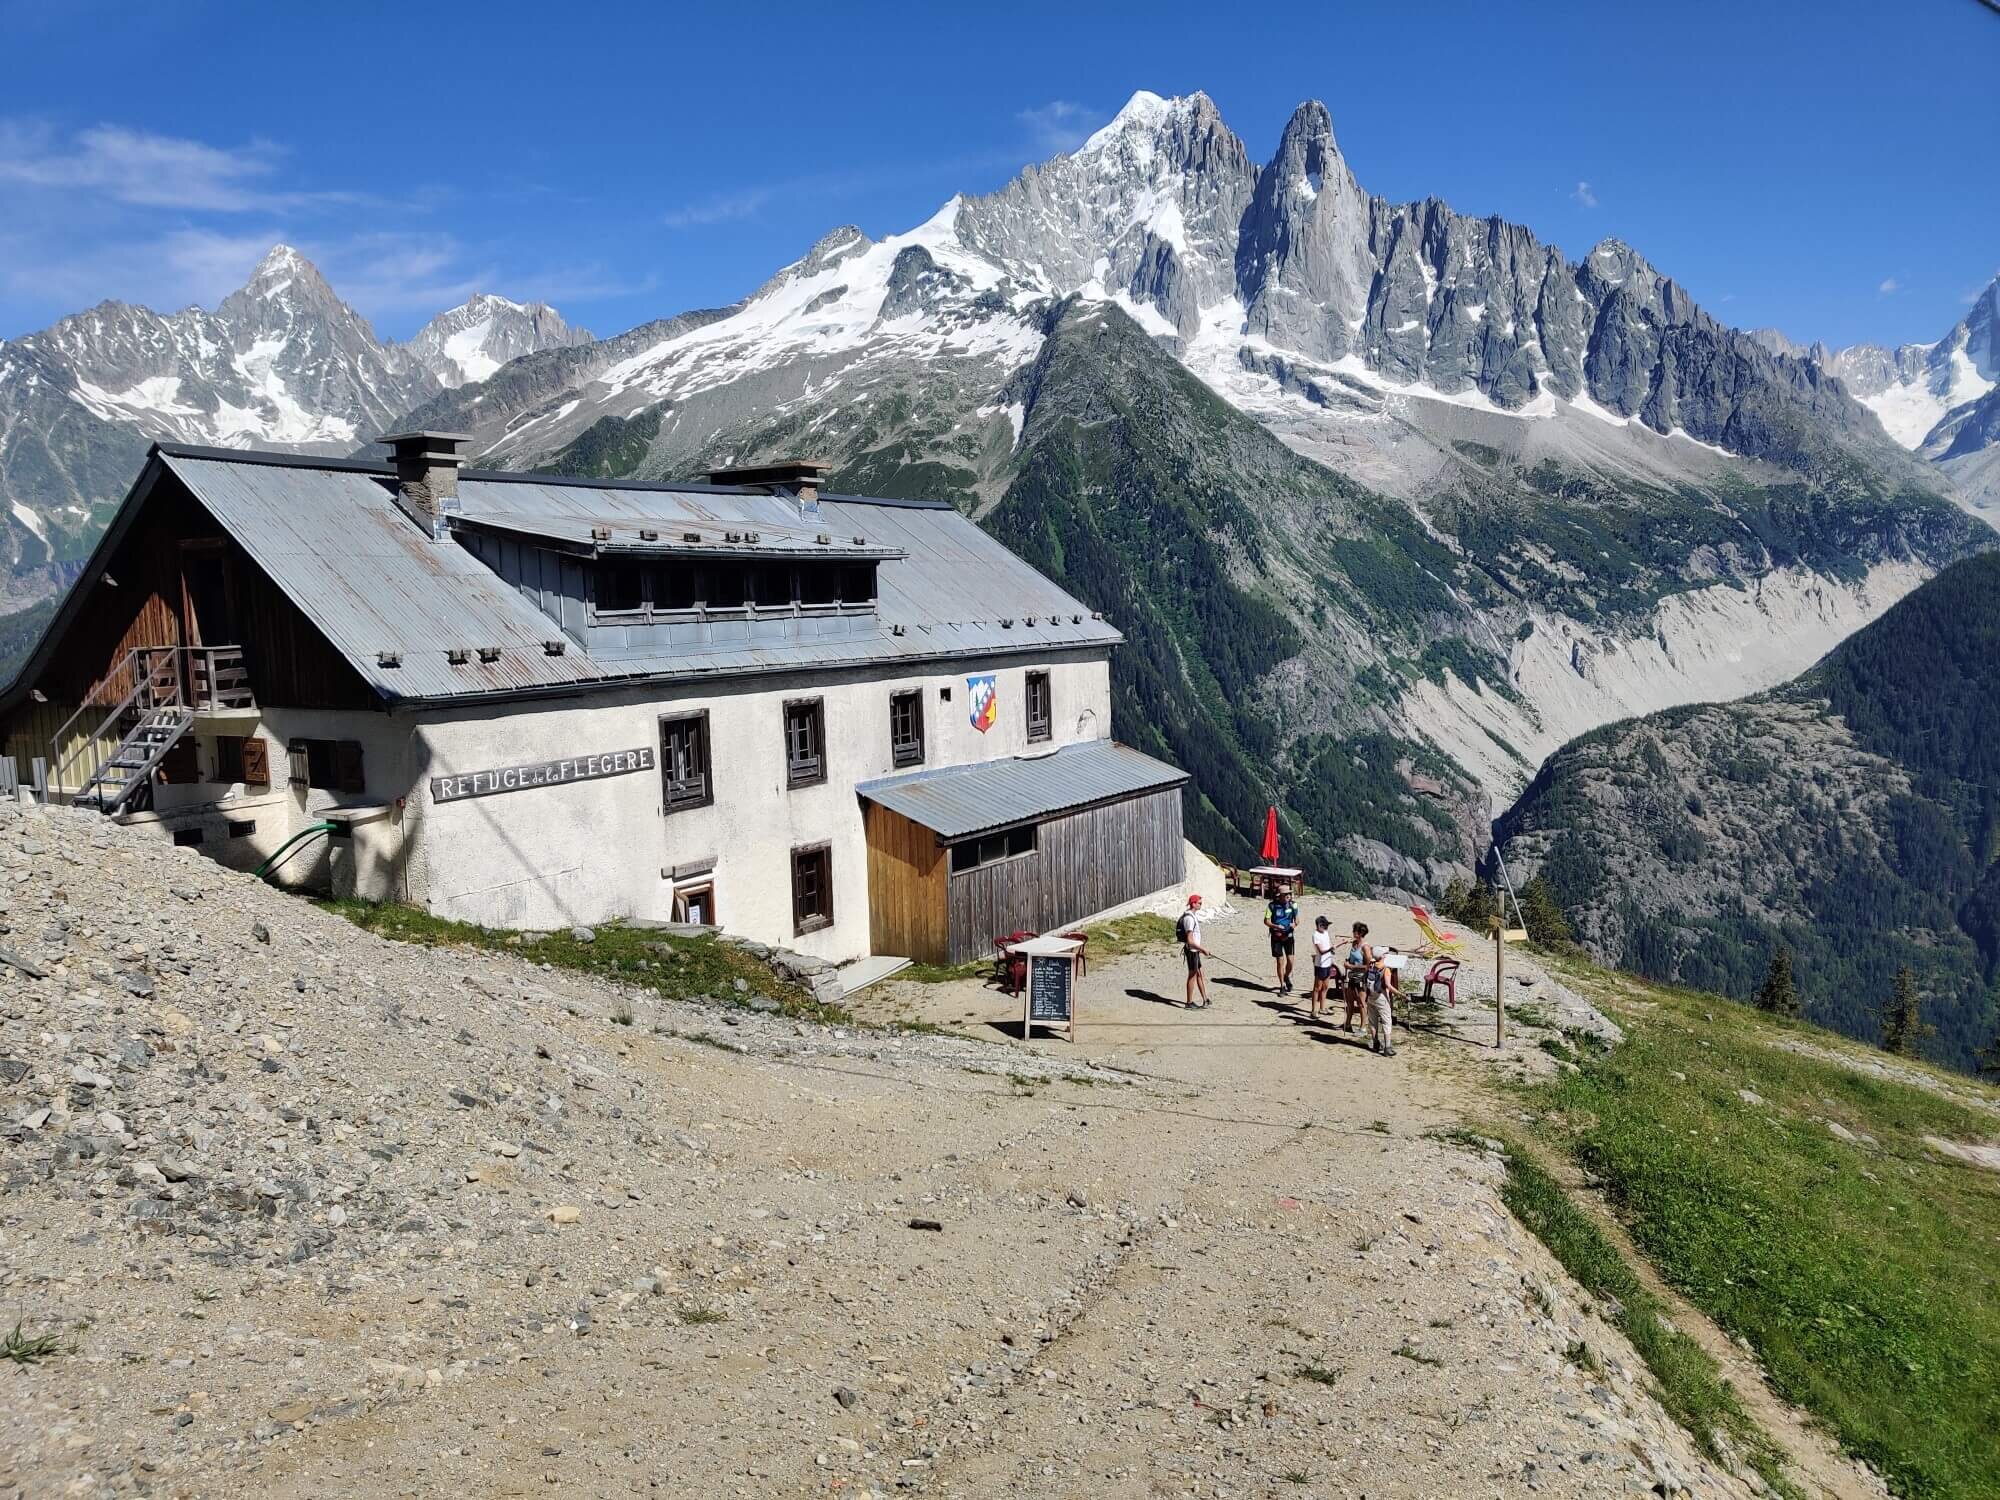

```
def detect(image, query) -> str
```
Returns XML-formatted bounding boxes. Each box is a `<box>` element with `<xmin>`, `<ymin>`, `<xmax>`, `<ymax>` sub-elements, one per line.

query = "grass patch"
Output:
<box><xmin>2</xmin><ymin>1321</ymin><xmax>68</xmax><ymax>1365</ymax></box>
<box><xmin>675</xmin><ymin>1304</ymin><xmax>727</xmax><ymax>1326</ymax></box>
<box><xmin>1490</xmin><ymin>1137</ymin><xmax>1797</xmax><ymax>1495</ymax></box>
<box><xmin>315</xmin><ymin>900</ymin><xmax>846</xmax><ymax>1024</ymax></box>
<box><xmin>895</xmin><ymin>913</ymin><xmax>1175</xmax><ymax>985</ymax></box>
<box><xmin>1294</xmin><ymin>1364</ymin><xmax>1343</xmax><ymax>1386</ymax></box>
<box><xmin>897</xmin><ymin>956</ymin><xmax>989</xmax><ymax>985</ymax></box>
<box><xmin>1391</xmin><ymin>1340</ymin><xmax>1442</xmax><ymax>1368</ymax></box>
<box><xmin>1523</xmin><ymin>966</ymin><xmax>2000</xmax><ymax>1500</ymax></box>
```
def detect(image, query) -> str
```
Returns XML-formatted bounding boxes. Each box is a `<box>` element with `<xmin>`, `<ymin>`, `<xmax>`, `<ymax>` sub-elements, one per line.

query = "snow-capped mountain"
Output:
<box><xmin>404</xmin><ymin>293</ymin><xmax>591</xmax><ymax>387</ymax></box>
<box><xmin>1810</xmin><ymin>277</ymin><xmax>2000</xmax><ymax>513</ymax></box>
<box><xmin>1</xmin><ymin>92</ymin><xmax>1986</xmax><ymax>877</ymax></box>
<box><xmin>0</xmin><ymin>246</ymin><xmax>587</xmax><ymax>603</ymax></box>
<box><xmin>391</xmin><ymin>92</ymin><xmax>1978</xmax><ymax>830</ymax></box>
<box><xmin>425</xmin><ymin>92</ymin><xmax>1905</xmax><ymax>503</ymax></box>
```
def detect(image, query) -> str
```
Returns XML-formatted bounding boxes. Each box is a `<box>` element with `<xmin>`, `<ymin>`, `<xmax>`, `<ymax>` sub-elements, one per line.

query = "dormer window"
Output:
<box><xmin>596</xmin><ymin>559</ymin><xmax>647</xmax><ymax>614</ymax></box>
<box><xmin>586</xmin><ymin>556</ymin><xmax>877</xmax><ymax>622</ymax></box>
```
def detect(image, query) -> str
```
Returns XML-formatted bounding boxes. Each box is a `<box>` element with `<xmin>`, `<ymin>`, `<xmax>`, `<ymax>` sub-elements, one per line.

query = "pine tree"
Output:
<box><xmin>1978</xmin><ymin>1018</ymin><xmax>2000</xmax><ymax>1080</ymax></box>
<box><xmin>1439</xmin><ymin>878</ymin><xmax>1471</xmax><ymax>921</ymax></box>
<box><xmin>1879</xmin><ymin>966</ymin><xmax>1934</xmax><ymax>1057</ymax></box>
<box><xmin>1439</xmin><ymin>878</ymin><xmax>1500</xmax><ymax>932</ymax></box>
<box><xmin>1518</xmin><ymin>876</ymin><xmax>1573</xmax><ymax>948</ymax></box>
<box><xmin>1754</xmin><ymin>945</ymin><xmax>1800</xmax><ymax>1018</ymax></box>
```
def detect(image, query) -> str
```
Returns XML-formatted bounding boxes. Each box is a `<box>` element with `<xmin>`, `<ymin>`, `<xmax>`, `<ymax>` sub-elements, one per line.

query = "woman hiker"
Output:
<box><xmin>1342</xmin><ymin>921</ymin><xmax>1371</xmax><ymax>1035</ymax></box>
<box><xmin>1308</xmin><ymin>915</ymin><xmax>1335</xmax><ymax>1018</ymax></box>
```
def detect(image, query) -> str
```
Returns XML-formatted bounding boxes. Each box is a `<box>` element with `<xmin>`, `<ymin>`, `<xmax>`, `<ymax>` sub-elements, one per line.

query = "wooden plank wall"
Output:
<box><xmin>944</xmin><ymin>788</ymin><xmax>1185</xmax><ymax>964</ymax></box>
<box><xmin>230</xmin><ymin>547</ymin><xmax>378</xmax><ymax>710</ymax></box>
<box><xmin>2</xmin><ymin>475</ymin><xmax>380</xmax><ymax>773</ymax></box>
<box><xmin>863</xmin><ymin>801</ymin><xmax>950</xmax><ymax>963</ymax></box>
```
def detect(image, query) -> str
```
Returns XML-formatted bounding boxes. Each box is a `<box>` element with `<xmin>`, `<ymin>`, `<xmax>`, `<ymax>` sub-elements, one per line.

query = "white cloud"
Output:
<box><xmin>0</xmin><ymin>120</ymin><xmax>360</xmax><ymax>214</ymax></box>
<box><xmin>1019</xmin><ymin>101</ymin><xmax>1101</xmax><ymax>155</ymax></box>
<box><xmin>1878</xmin><ymin>276</ymin><xmax>1900</xmax><ymax>295</ymax></box>
<box><xmin>1571</xmin><ymin>180</ymin><xmax>1598</xmax><ymax>209</ymax></box>
<box><xmin>662</xmin><ymin>186</ymin><xmax>775</xmax><ymax>229</ymax></box>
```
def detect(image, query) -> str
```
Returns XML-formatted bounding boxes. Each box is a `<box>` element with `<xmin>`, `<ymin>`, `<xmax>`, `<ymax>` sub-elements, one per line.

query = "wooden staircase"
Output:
<box><xmin>47</xmin><ymin>645</ymin><xmax>252</xmax><ymax>814</ymax></box>
<box><xmin>73</xmin><ymin>705</ymin><xmax>196</xmax><ymax>814</ymax></box>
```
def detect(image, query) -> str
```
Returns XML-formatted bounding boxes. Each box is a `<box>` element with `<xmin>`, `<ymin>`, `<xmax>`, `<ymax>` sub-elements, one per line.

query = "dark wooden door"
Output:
<box><xmin>180</xmin><ymin>542</ymin><xmax>236</xmax><ymax>647</ymax></box>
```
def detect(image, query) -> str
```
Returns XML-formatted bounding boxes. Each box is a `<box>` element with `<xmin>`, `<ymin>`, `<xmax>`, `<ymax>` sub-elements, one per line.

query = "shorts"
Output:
<box><xmin>1313</xmin><ymin>961</ymin><xmax>1335</xmax><ymax>982</ymax></box>
<box><xmin>1184</xmin><ymin>948</ymin><xmax>1203</xmax><ymax>974</ymax></box>
<box><xmin>1270</xmin><ymin>933</ymin><xmax>1296</xmax><ymax>957</ymax></box>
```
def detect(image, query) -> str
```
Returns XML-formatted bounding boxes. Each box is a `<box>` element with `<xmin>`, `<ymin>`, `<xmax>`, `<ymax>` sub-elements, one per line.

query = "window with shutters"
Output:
<box><xmin>790</xmin><ymin>842</ymin><xmax>833</xmax><ymax>934</ymax></box>
<box><xmin>286</xmin><ymin>738</ymin><xmax>364</xmax><ymax>792</ymax></box>
<box><xmin>213</xmin><ymin>735</ymin><xmax>246</xmax><ymax>783</ymax></box>
<box><xmin>784</xmin><ymin>698</ymin><xmax>826</xmax><ymax>788</ymax></box>
<box><xmin>890</xmin><ymin>689</ymin><xmax>924</xmax><ymax>768</ymax></box>
<box><xmin>1026</xmin><ymin>670</ymin><xmax>1052</xmax><ymax>743</ymax></box>
<box><xmin>659</xmin><ymin>711</ymin><xmax>712</xmax><ymax>812</ymax></box>
<box><xmin>239</xmin><ymin>736</ymin><xmax>271</xmax><ymax>786</ymax></box>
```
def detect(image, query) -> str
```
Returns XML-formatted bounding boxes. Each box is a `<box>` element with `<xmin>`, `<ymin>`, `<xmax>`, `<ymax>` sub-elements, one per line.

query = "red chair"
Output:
<box><xmin>1060</xmin><ymin>930</ymin><xmax>1088</xmax><ymax>976</ymax></box>
<box><xmin>1422</xmin><ymin>958</ymin><xmax>1460</xmax><ymax>1007</ymax></box>
<box><xmin>992</xmin><ymin>931</ymin><xmax>1038</xmax><ymax>995</ymax></box>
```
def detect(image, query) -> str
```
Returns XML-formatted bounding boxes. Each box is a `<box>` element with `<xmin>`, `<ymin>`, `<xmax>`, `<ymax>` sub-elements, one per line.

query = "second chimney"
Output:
<box><xmin>707</xmin><ymin>457</ymin><xmax>831</xmax><ymax>507</ymax></box>
<box><xmin>382</xmin><ymin>431</ymin><xmax>472</xmax><ymax>540</ymax></box>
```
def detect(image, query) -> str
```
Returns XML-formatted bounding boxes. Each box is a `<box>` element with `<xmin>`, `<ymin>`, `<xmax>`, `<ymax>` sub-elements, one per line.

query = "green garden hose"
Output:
<box><xmin>254</xmin><ymin>821</ymin><xmax>337</xmax><ymax>881</ymax></box>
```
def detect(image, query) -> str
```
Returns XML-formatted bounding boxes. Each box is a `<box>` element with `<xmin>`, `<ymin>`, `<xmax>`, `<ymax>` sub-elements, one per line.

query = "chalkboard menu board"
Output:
<box><xmin>1027</xmin><ymin>954</ymin><xmax>1073</xmax><ymax>1025</ymax></box>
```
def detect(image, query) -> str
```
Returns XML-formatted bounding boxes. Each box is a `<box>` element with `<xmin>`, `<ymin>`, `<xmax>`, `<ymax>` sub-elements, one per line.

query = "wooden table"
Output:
<box><xmin>1245</xmin><ymin>865</ymin><xmax>1304</xmax><ymax>898</ymax></box>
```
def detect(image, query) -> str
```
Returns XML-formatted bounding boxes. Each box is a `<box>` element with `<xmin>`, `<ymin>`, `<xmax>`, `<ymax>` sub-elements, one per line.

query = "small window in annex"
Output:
<box><xmin>949</xmin><ymin>824</ymin><xmax>1037</xmax><ymax>873</ymax></box>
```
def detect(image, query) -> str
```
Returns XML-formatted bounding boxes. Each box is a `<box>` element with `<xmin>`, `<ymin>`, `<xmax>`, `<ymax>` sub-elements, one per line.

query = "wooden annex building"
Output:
<box><xmin>859</xmin><ymin>740</ymin><xmax>1188</xmax><ymax>965</ymax></box>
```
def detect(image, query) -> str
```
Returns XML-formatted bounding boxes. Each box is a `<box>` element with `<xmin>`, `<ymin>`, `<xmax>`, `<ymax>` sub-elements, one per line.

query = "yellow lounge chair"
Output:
<box><xmin>1409</xmin><ymin>905</ymin><xmax>1464</xmax><ymax>955</ymax></box>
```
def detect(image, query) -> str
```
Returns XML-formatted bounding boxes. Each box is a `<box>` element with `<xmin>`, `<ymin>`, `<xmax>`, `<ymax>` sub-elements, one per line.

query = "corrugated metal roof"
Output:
<box><xmin>856</xmin><ymin>740</ymin><xmax>1188</xmax><ymax>841</ymax></box>
<box><xmin>156</xmin><ymin>449</ymin><xmax>1121</xmax><ymax>704</ymax></box>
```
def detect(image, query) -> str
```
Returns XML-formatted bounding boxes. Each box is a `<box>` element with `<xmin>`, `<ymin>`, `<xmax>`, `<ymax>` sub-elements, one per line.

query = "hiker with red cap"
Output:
<box><xmin>1177</xmin><ymin>892</ymin><xmax>1211</xmax><ymax>1009</ymax></box>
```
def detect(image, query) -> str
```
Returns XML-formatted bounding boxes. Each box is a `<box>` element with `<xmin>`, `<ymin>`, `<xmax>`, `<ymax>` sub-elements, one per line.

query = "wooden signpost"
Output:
<box><xmin>1495</xmin><ymin>925</ymin><xmax>1528</xmax><ymax>1045</ymax></box>
<box><xmin>1014</xmin><ymin>934</ymin><xmax>1083</xmax><ymax>1042</ymax></box>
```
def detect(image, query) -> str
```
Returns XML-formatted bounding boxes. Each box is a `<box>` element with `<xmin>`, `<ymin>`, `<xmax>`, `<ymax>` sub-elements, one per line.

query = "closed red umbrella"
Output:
<box><xmin>1260</xmin><ymin>806</ymin><xmax>1280</xmax><ymax>865</ymax></box>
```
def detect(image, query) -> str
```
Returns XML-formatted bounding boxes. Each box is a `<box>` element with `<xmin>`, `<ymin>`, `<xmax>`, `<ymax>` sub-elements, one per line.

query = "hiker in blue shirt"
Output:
<box><xmin>1265</xmin><ymin>883</ymin><xmax>1300</xmax><ymax>996</ymax></box>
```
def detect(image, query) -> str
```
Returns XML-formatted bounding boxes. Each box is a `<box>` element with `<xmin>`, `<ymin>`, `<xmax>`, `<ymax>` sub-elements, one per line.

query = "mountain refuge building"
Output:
<box><xmin>0</xmin><ymin>436</ymin><xmax>1187</xmax><ymax>965</ymax></box>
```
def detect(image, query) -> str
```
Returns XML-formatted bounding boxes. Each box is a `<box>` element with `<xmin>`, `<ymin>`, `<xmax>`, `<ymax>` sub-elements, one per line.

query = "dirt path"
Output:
<box><xmin>1</xmin><ymin>829</ymin><xmax>1868</xmax><ymax>1499</ymax></box>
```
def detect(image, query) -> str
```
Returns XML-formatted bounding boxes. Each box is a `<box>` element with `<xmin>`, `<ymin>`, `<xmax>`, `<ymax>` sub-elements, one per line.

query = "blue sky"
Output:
<box><xmin>1</xmin><ymin>0</ymin><xmax>1994</xmax><ymax>349</ymax></box>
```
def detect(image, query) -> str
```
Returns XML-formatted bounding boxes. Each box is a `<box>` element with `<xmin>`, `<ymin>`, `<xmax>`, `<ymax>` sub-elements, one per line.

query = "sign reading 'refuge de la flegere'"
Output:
<box><xmin>430</xmin><ymin>747</ymin><xmax>656</xmax><ymax>803</ymax></box>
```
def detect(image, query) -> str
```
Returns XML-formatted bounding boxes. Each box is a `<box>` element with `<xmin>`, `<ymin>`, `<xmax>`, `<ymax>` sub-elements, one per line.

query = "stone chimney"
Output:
<box><xmin>707</xmin><ymin>457</ymin><xmax>832</xmax><ymax>506</ymax></box>
<box><xmin>382</xmin><ymin>431</ymin><xmax>472</xmax><ymax>540</ymax></box>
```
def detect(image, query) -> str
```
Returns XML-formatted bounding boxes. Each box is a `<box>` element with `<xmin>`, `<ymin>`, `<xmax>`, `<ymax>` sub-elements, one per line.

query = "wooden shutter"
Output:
<box><xmin>334</xmin><ymin>740</ymin><xmax>366</xmax><ymax>794</ymax></box>
<box><xmin>239</xmin><ymin>737</ymin><xmax>270</xmax><ymax>786</ymax></box>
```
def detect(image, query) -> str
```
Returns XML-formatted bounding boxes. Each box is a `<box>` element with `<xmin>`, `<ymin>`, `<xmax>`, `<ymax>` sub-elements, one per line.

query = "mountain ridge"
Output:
<box><xmin>0</xmin><ymin>90</ymin><xmax>1990</xmax><ymax>881</ymax></box>
<box><xmin>1495</xmin><ymin>550</ymin><xmax>2000</xmax><ymax>1071</ymax></box>
<box><xmin>0</xmin><ymin>244</ymin><xmax>589</xmax><ymax>604</ymax></box>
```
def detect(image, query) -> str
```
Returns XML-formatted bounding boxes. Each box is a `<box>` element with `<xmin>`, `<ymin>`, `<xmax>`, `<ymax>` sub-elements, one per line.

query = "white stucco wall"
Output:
<box><xmin>404</xmin><ymin>650</ymin><xmax>1114</xmax><ymax>959</ymax></box>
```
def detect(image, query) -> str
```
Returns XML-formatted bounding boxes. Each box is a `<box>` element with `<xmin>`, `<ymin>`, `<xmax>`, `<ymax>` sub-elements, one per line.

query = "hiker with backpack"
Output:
<box><xmin>1265</xmin><ymin>883</ymin><xmax>1300</xmax><ymax>996</ymax></box>
<box><xmin>1177</xmin><ymin>893</ymin><xmax>1211</xmax><ymax>1009</ymax></box>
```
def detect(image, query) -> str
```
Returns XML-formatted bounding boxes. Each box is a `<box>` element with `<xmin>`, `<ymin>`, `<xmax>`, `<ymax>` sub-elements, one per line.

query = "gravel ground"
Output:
<box><xmin>3</xmin><ymin>802</ymin><xmax>1787</xmax><ymax>1497</ymax></box>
